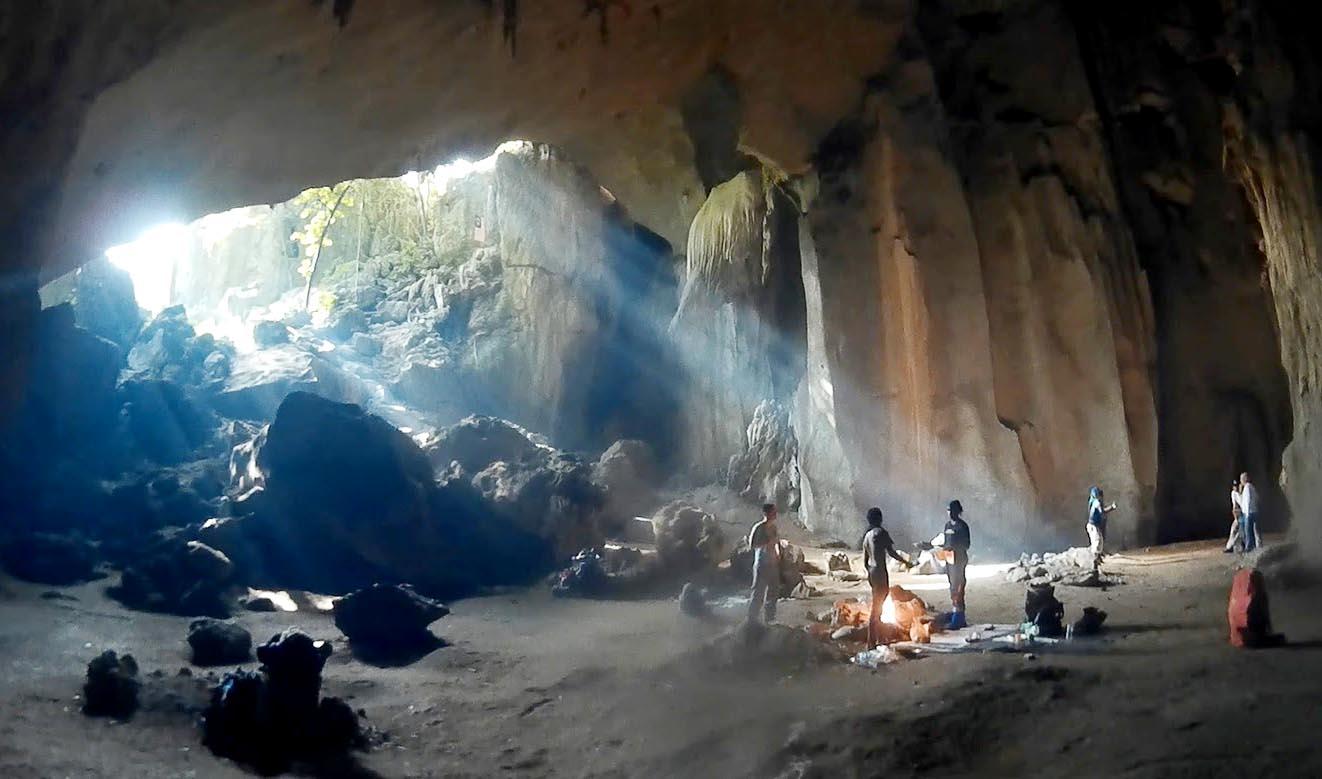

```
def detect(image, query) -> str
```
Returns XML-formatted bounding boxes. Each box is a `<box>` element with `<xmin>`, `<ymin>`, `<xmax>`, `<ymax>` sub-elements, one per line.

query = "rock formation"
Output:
<box><xmin>3</xmin><ymin>0</ymin><xmax>1322</xmax><ymax>556</ymax></box>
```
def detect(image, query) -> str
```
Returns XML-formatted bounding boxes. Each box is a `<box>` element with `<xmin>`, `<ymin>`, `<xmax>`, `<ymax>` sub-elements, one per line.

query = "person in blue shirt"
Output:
<box><xmin>940</xmin><ymin>500</ymin><xmax>971</xmax><ymax>629</ymax></box>
<box><xmin>1086</xmin><ymin>486</ymin><xmax>1118</xmax><ymax>556</ymax></box>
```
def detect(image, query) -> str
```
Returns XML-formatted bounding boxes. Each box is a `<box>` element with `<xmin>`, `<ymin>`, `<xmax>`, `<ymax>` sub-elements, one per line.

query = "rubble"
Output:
<box><xmin>827</xmin><ymin>552</ymin><xmax>851</xmax><ymax>572</ymax></box>
<box><xmin>1004</xmin><ymin>547</ymin><xmax>1120</xmax><ymax>587</ymax></box>
<box><xmin>83</xmin><ymin>650</ymin><xmax>140</xmax><ymax>719</ymax></box>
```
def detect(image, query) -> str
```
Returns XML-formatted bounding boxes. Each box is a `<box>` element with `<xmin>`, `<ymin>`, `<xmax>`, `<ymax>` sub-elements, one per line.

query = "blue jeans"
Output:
<box><xmin>1241</xmin><ymin>513</ymin><xmax>1259</xmax><ymax>552</ymax></box>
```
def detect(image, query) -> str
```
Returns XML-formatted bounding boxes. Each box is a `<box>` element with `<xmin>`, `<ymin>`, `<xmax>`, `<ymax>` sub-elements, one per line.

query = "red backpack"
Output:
<box><xmin>1228</xmin><ymin>568</ymin><xmax>1284</xmax><ymax>648</ymax></box>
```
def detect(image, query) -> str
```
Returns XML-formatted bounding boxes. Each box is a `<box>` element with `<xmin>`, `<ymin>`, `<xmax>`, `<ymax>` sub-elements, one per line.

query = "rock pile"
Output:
<box><xmin>1005</xmin><ymin>547</ymin><xmax>1115</xmax><ymax>587</ymax></box>
<box><xmin>202</xmin><ymin>629</ymin><xmax>363</xmax><ymax>774</ymax></box>
<box><xmin>125</xmin><ymin>305</ymin><xmax>234</xmax><ymax>387</ymax></box>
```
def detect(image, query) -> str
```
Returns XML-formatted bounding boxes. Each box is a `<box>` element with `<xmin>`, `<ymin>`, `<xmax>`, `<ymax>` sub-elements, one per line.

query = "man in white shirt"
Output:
<box><xmin>1236</xmin><ymin>472</ymin><xmax>1260</xmax><ymax>553</ymax></box>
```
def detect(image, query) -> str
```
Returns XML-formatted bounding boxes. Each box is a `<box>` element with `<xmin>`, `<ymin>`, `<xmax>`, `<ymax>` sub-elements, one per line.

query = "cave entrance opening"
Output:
<box><xmin>41</xmin><ymin>139</ymin><xmax>692</xmax><ymax>464</ymax></box>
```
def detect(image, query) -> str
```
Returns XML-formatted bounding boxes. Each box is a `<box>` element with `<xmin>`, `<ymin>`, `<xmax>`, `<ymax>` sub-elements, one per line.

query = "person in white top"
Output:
<box><xmin>1235</xmin><ymin>472</ymin><xmax>1261</xmax><ymax>553</ymax></box>
<box><xmin>1224</xmin><ymin>476</ymin><xmax>1262</xmax><ymax>552</ymax></box>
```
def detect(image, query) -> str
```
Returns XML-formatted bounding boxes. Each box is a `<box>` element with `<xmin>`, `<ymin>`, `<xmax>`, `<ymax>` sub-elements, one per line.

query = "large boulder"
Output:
<box><xmin>651</xmin><ymin>501</ymin><xmax>726</xmax><ymax>574</ymax></box>
<box><xmin>118</xmin><ymin>379</ymin><xmax>216</xmax><ymax>464</ymax></box>
<box><xmin>211</xmin><ymin>345</ymin><xmax>367</xmax><ymax>421</ymax></box>
<box><xmin>0</xmin><ymin>532</ymin><xmax>100</xmax><ymax>585</ymax></box>
<box><xmin>70</xmin><ymin>256</ymin><xmax>141</xmax><ymax>351</ymax></box>
<box><xmin>472</xmin><ymin>453</ymin><xmax>605</xmax><ymax>561</ymax></box>
<box><xmin>108</xmin><ymin>534</ymin><xmax>236</xmax><ymax>616</ymax></box>
<box><xmin>252</xmin><ymin>320</ymin><xmax>290</xmax><ymax>348</ymax></box>
<box><xmin>592</xmin><ymin>439</ymin><xmax>660</xmax><ymax>532</ymax></box>
<box><xmin>332</xmin><ymin>583</ymin><xmax>448</xmax><ymax>661</ymax></box>
<box><xmin>423</xmin><ymin>414</ymin><xmax>546</xmax><ymax>473</ymax></box>
<box><xmin>726</xmin><ymin>400</ymin><xmax>799</xmax><ymax>510</ymax></box>
<box><xmin>188</xmin><ymin>618</ymin><xmax>254</xmax><ymax>665</ymax></box>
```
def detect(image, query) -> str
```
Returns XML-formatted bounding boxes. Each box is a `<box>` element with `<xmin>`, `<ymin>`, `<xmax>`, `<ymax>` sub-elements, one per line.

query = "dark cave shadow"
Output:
<box><xmin>303</xmin><ymin>755</ymin><xmax>387</xmax><ymax>779</ymax></box>
<box><xmin>1274</xmin><ymin>638</ymin><xmax>1322</xmax><ymax>650</ymax></box>
<box><xmin>346</xmin><ymin>635</ymin><xmax>448</xmax><ymax>668</ymax></box>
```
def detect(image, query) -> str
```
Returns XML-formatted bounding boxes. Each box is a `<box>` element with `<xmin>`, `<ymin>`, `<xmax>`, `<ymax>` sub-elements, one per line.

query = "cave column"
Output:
<box><xmin>797</xmin><ymin>58</ymin><xmax>1036</xmax><ymax>548</ymax></box>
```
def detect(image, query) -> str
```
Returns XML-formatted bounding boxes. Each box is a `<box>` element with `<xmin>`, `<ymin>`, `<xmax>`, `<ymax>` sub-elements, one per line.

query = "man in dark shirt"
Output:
<box><xmin>746</xmin><ymin>503</ymin><xmax>780</xmax><ymax>624</ymax></box>
<box><xmin>941</xmin><ymin>500</ymin><xmax>971</xmax><ymax>629</ymax></box>
<box><xmin>862</xmin><ymin>507</ymin><xmax>913</xmax><ymax>647</ymax></box>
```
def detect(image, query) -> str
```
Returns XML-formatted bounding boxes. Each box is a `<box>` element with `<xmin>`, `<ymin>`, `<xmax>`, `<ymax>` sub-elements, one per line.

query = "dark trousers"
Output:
<box><xmin>867</xmin><ymin>571</ymin><xmax>889</xmax><ymax>647</ymax></box>
<box><xmin>748</xmin><ymin>563</ymin><xmax>778</xmax><ymax>623</ymax></box>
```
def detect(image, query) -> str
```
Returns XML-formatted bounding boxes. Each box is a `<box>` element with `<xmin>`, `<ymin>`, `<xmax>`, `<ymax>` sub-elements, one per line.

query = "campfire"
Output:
<box><xmin>829</xmin><ymin>585</ymin><xmax>935</xmax><ymax>644</ymax></box>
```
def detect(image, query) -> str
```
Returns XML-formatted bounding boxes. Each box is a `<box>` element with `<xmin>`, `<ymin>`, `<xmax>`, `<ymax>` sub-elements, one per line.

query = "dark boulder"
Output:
<box><xmin>119</xmin><ymin>379</ymin><xmax>216</xmax><ymax>464</ymax></box>
<box><xmin>70</xmin><ymin>256</ymin><xmax>142</xmax><ymax>351</ymax></box>
<box><xmin>333</xmin><ymin>584</ymin><xmax>448</xmax><ymax>663</ymax></box>
<box><xmin>83</xmin><ymin>650</ymin><xmax>140</xmax><ymax>719</ymax></box>
<box><xmin>245</xmin><ymin>392</ymin><xmax>455</xmax><ymax>594</ymax></box>
<box><xmin>202</xmin><ymin>628</ymin><xmax>359</xmax><ymax>774</ymax></box>
<box><xmin>188</xmin><ymin>618</ymin><xmax>253</xmax><ymax>665</ymax></box>
<box><xmin>472</xmin><ymin>452</ymin><xmax>605</xmax><ymax>561</ymax></box>
<box><xmin>108</xmin><ymin>534</ymin><xmax>236</xmax><ymax>617</ymax></box>
<box><xmin>237</xmin><ymin>393</ymin><xmax>550</xmax><ymax>598</ymax></box>
<box><xmin>592</xmin><ymin>439</ymin><xmax>660</xmax><ymax>532</ymax></box>
<box><xmin>0</xmin><ymin>532</ymin><xmax>100</xmax><ymax>585</ymax></box>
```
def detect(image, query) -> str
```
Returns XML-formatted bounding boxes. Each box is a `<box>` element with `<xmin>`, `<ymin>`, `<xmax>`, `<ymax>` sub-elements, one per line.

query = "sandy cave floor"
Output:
<box><xmin>1</xmin><ymin>539</ymin><xmax>1321</xmax><ymax>778</ymax></box>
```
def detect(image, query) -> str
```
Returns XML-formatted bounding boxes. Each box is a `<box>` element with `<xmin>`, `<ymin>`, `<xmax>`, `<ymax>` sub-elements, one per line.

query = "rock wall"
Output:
<box><xmin>3</xmin><ymin>0</ymin><xmax>1321</xmax><ymax>554</ymax></box>
<box><xmin>668</xmin><ymin>169</ymin><xmax>805</xmax><ymax>479</ymax></box>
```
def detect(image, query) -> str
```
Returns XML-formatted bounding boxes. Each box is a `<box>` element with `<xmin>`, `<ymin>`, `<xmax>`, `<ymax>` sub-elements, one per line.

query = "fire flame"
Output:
<box><xmin>880</xmin><ymin>595</ymin><xmax>897</xmax><ymax>625</ymax></box>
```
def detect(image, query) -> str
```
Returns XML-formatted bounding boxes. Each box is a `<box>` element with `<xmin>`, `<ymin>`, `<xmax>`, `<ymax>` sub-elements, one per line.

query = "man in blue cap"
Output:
<box><xmin>941</xmin><ymin>500</ymin><xmax>971</xmax><ymax>629</ymax></box>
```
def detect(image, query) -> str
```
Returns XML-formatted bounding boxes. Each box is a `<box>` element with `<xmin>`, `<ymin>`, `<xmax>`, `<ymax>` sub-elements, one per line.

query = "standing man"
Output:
<box><xmin>1086</xmin><ymin>486</ymin><xmax>1118</xmax><ymax>557</ymax></box>
<box><xmin>747</xmin><ymin>503</ymin><xmax>781</xmax><ymax>624</ymax></box>
<box><xmin>1237</xmin><ymin>472</ymin><xmax>1260</xmax><ymax>553</ymax></box>
<box><xmin>941</xmin><ymin>500</ymin><xmax>971</xmax><ymax>629</ymax></box>
<box><xmin>862</xmin><ymin>508</ymin><xmax>913</xmax><ymax>648</ymax></box>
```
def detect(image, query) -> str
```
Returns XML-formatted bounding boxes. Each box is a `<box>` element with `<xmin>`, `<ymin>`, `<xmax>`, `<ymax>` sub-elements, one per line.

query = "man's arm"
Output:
<box><xmin>886</xmin><ymin>544</ymin><xmax>911</xmax><ymax>566</ymax></box>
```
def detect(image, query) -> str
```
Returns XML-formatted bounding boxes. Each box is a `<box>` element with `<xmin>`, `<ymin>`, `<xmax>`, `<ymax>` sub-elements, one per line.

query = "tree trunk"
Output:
<box><xmin>303</xmin><ymin>184</ymin><xmax>352</xmax><ymax>310</ymax></box>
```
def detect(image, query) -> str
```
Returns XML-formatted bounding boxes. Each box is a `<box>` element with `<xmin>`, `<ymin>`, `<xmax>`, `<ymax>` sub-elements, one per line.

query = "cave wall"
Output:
<box><xmin>2</xmin><ymin>0</ymin><xmax>1319</xmax><ymax>553</ymax></box>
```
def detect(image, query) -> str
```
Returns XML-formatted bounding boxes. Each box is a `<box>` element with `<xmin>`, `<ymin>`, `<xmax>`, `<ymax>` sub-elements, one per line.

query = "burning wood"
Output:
<box><xmin>830</xmin><ymin>586</ymin><xmax>934</xmax><ymax>645</ymax></box>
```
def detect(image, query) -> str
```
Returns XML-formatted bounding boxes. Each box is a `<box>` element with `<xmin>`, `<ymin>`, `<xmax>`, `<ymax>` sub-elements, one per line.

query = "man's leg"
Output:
<box><xmin>747</xmin><ymin>566</ymin><xmax>767</xmax><ymax>622</ymax></box>
<box><xmin>1087</xmin><ymin>524</ymin><xmax>1101</xmax><ymax>555</ymax></box>
<box><xmin>947</xmin><ymin>562</ymin><xmax>967</xmax><ymax>628</ymax></box>
<box><xmin>1226</xmin><ymin>517</ymin><xmax>1241</xmax><ymax>552</ymax></box>
<box><xmin>1243</xmin><ymin>514</ymin><xmax>1258</xmax><ymax>552</ymax></box>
